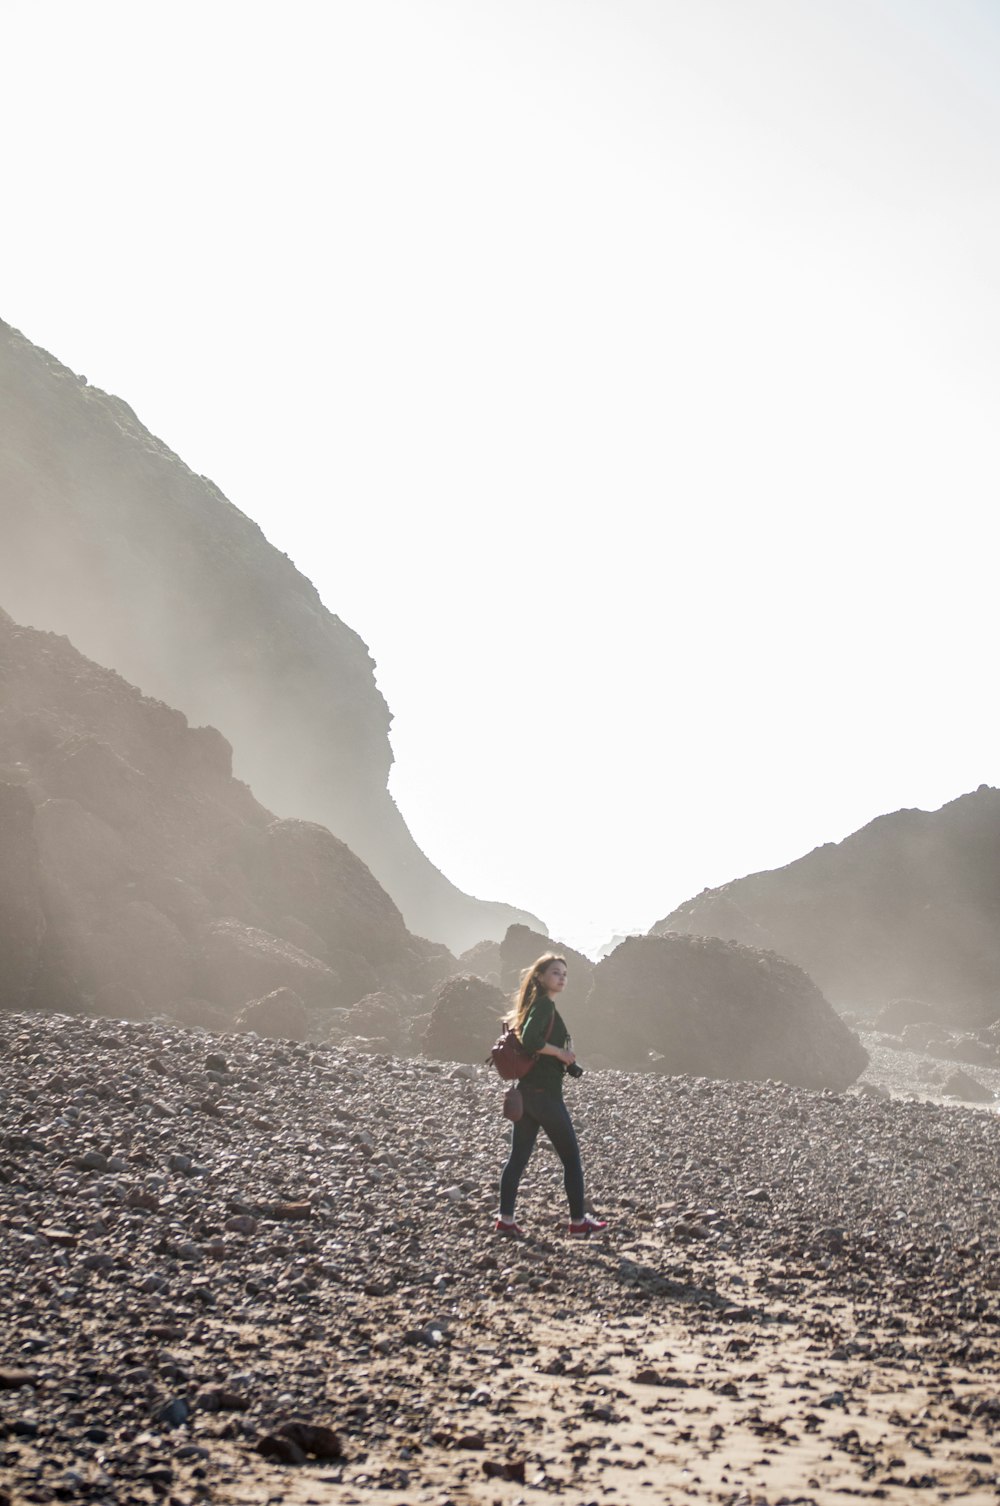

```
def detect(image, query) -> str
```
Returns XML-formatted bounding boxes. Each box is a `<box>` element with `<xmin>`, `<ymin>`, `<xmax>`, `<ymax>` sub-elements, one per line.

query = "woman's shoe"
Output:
<box><xmin>568</xmin><ymin>1213</ymin><xmax>608</xmax><ymax>1237</ymax></box>
<box><xmin>495</xmin><ymin>1217</ymin><xmax>526</xmax><ymax>1238</ymax></box>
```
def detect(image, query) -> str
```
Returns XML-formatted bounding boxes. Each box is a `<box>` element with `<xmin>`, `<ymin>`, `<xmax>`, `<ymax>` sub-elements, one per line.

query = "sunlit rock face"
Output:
<box><xmin>653</xmin><ymin>787</ymin><xmax>1000</xmax><ymax>1027</ymax></box>
<box><xmin>0</xmin><ymin>607</ymin><xmax>455</xmax><ymax>1024</ymax></box>
<box><xmin>0</xmin><ymin>318</ymin><xmax>540</xmax><ymax>952</ymax></box>
<box><xmin>576</xmin><ymin>933</ymin><xmax>868</xmax><ymax>1091</ymax></box>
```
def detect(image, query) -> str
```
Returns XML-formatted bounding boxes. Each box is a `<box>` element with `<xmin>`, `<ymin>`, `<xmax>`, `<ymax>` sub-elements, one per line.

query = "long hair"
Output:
<box><xmin>505</xmin><ymin>952</ymin><xmax>567</xmax><ymax>1036</ymax></box>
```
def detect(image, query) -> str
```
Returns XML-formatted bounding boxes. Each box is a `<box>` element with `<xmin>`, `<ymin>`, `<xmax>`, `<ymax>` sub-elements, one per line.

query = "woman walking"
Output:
<box><xmin>496</xmin><ymin>952</ymin><xmax>608</xmax><ymax>1239</ymax></box>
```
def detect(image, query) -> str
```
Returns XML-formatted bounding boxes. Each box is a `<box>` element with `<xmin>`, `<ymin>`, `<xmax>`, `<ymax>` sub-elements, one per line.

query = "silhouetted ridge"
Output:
<box><xmin>0</xmin><ymin>317</ymin><xmax>541</xmax><ymax>951</ymax></box>
<box><xmin>653</xmin><ymin>787</ymin><xmax>1000</xmax><ymax>1025</ymax></box>
<box><xmin>0</xmin><ymin>607</ymin><xmax>456</xmax><ymax>1021</ymax></box>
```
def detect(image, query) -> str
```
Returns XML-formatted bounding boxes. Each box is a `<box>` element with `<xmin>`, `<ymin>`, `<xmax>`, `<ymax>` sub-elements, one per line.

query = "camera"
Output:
<box><xmin>566</xmin><ymin>1062</ymin><xmax>584</xmax><ymax>1078</ymax></box>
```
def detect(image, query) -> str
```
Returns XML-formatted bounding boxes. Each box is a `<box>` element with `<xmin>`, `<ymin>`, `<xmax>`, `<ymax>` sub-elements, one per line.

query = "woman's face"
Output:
<box><xmin>539</xmin><ymin>961</ymin><xmax>567</xmax><ymax>996</ymax></box>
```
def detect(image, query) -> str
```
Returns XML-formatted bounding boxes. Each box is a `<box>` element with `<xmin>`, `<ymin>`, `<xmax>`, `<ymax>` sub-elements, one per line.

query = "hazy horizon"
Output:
<box><xmin>3</xmin><ymin>0</ymin><xmax>999</xmax><ymax>954</ymax></box>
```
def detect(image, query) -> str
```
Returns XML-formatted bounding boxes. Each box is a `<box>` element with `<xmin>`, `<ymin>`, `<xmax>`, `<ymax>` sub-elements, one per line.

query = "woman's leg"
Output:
<box><xmin>499</xmin><ymin>1113</ymin><xmax>541</xmax><ymax>1219</ymax></box>
<box><xmin>524</xmin><ymin>1091</ymin><xmax>585</xmax><ymax>1220</ymax></box>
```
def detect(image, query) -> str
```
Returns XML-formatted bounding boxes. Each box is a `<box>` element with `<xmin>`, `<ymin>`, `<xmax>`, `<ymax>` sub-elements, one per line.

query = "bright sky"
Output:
<box><xmin>3</xmin><ymin>0</ymin><xmax>999</xmax><ymax>954</ymax></box>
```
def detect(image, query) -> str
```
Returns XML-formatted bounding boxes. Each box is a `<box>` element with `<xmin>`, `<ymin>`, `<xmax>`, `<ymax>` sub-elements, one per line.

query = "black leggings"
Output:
<box><xmin>499</xmin><ymin>1086</ymin><xmax>585</xmax><ymax>1221</ymax></box>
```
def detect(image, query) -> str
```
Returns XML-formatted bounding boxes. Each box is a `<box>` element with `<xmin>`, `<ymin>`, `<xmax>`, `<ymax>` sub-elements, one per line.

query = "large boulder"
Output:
<box><xmin>235</xmin><ymin>987</ymin><xmax>311</xmax><ymax>1041</ymax></box>
<box><xmin>327</xmin><ymin>990</ymin><xmax>414</xmax><ymax>1054</ymax></box>
<box><xmin>577</xmin><ymin>933</ymin><xmax>868</xmax><ymax>1091</ymax></box>
<box><xmin>423</xmin><ymin>975</ymin><xmax>508</xmax><ymax>1065</ymax></box>
<box><xmin>458</xmin><ymin>938</ymin><xmax>502</xmax><ymax>985</ymax></box>
<box><xmin>654</xmin><ymin>786</ymin><xmax>1000</xmax><ymax>1025</ymax></box>
<box><xmin>254</xmin><ymin>819</ymin><xmax>411</xmax><ymax>966</ymax></box>
<box><xmin>194</xmin><ymin>920</ymin><xmax>339</xmax><ymax>1013</ymax></box>
<box><xmin>499</xmin><ymin>924</ymin><xmax>594</xmax><ymax>1010</ymax></box>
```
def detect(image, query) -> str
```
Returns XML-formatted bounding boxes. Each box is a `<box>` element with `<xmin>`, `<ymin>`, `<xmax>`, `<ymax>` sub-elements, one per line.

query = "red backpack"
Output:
<box><xmin>488</xmin><ymin>1013</ymin><xmax>553</xmax><ymax>1080</ymax></box>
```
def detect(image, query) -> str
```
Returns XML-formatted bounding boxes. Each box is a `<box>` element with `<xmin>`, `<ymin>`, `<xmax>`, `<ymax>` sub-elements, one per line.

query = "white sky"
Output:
<box><xmin>2</xmin><ymin>0</ymin><xmax>999</xmax><ymax>954</ymax></box>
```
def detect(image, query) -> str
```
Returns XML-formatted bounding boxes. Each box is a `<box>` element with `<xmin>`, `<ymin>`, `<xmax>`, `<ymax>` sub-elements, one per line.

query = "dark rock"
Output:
<box><xmin>875</xmin><ymin>998</ymin><xmax>946</xmax><ymax>1033</ymax></box>
<box><xmin>258</xmin><ymin>1421</ymin><xmax>343</xmax><ymax>1462</ymax></box>
<box><xmin>257</xmin><ymin>1432</ymin><xmax>306</xmax><ymax>1464</ymax></box>
<box><xmin>423</xmin><ymin>975</ymin><xmax>508</xmax><ymax>1064</ymax></box>
<box><xmin>235</xmin><ymin>986</ymin><xmax>312</xmax><ymax>1041</ymax></box>
<box><xmin>499</xmin><ymin>924</ymin><xmax>594</xmax><ymax>1011</ymax></box>
<box><xmin>225</xmin><ymin>1214</ymin><xmax>257</xmax><ymax>1235</ymax></box>
<box><xmin>267</xmin><ymin>1201</ymin><xmax>312</xmax><ymax>1221</ymax></box>
<box><xmin>327</xmin><ymin>990</ymin><xmax>412</xmax><ymax>1052</ymax></box>
<box><xmin>458</xmin><ymin>938</ymin><xmax>502</xmax><ymax>983</ymax></box>
<box><xmin>156</xmin><ymin>1397</ymin><xmax>190</xmax><ymax>1428</ymax></box>
<box><xmin>942</xmin><ymin>1069</ymin><xmax>995</xmax><ymax>1103</ymax></box>
<box><xmin>195</xmin><ymin>1386</ymin><xmax>249</xmax><ymax>1412</ymax></box>
<box><xmin>578</xmin><ymin>934</ymin><xmax>868</xmax><ymax>1089</ymax></box>
<box><xmin>483</xmin><ymin>1459</ymin><xmax>526</xmax><ymax>1481</ymax></box>
<box><xmin>198</xmin><ymin>924</ymin><xmax>337</xmax><ymax>1015</ymax></box>
<box><xmin>654</xmin><ymin>786</ymin><xmax>1000</xmax><ymax>1026</ymax></box>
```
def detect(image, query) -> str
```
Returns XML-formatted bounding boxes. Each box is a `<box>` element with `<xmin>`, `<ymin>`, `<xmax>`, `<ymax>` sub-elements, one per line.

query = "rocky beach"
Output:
<box><xmin>2</xmin><ymin>1010</ymin><xmax>998</xmax><ymax>1506</ymax></box>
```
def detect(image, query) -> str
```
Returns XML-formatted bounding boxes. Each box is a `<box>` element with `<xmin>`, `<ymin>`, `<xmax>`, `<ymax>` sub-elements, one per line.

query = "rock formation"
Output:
<box><xmin>0</xmin><ymin>607</ymin><xmax>453</xmax><ymax>1023</ymax></box>
<box><xmin>575</xmin><ymin>934</ymin><xmax>868</xmax><ymax>1091</ymax></box>
<box><xmin>423</xmin><ymin>975</ymin><xmax>508</xmax><ymax>1065</ymax></box>
<box><xmin>498</xmin><ymin>924</ymin><xmax>595</xmax><ymax>1007</ymax></box>
<box><xmin>653</xmin><ymin>787</ymin><xmax>1000</xmax><ymax>1026</ymax></box>
<box><xmin>0</xmin><ymin>317</ymin><xmax>541</xmax><ymax>952</ymax></box>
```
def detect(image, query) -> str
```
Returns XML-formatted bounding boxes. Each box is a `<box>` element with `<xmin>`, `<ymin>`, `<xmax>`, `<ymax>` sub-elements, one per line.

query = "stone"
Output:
<box><xmin>576</xmin><ymin>933</ymin><xmax>868</xmax><ymax>1088</ymax></box>
<box><xmin>234</xmin><ymin>986</ymin><xmax>312</xmax><ymax>1041</ymax></box>
<box><xmin>257</xmin><ymin>1432</ymin><xmax>306</xmax><ymax>1464</ymax></box>
<box><xmin>156</xmin><ymin>1397</ymin><xmax>190</xmax><ymax>1428</ymax></box>
<box><xmin>942</xmin><ymin>1069</ymin><xmax>995</xmax><ymax>1103</ymax></box>
<box><xmin>198</xmin><ymin>924</ymin><xmax>337</xmax><ymax>1016</ymax></box>
<box><xmin>225</xmin><ymin>1214</ymin><xmax>257</xmax><ymax>1235</ymax></box>
<box><xmin>256</xmin><ymin>1421</ymin><xmax>343</xmax><ymax>1463</ymax></box>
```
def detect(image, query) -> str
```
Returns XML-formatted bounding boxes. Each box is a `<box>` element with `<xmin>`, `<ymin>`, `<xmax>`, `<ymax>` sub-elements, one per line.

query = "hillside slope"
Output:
<box><xmin>0</xmin><ymin>606</ymin><xmax>457</xmax><ymax>1022</ymax></box>
<box><xmin>654</xmin><ymin>787</ymin><xmax>1000</xmax><ymax>1023</ymax></box>
<box><xmin>0</xmin><ymin>318</ymin><xmax>539</xmax><ymax>952</ymax></box>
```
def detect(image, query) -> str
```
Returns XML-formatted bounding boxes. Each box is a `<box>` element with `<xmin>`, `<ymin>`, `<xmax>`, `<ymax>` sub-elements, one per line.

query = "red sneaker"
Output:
<box><xmin>495</xmin><ymin>1217</ymin><xmax>526</xmax><ymax>1239</ymax></box>
<box><xmin>568</xmin><ymin>1213</ymin><xmax>608</xmax><ymax>1237</ymax></box>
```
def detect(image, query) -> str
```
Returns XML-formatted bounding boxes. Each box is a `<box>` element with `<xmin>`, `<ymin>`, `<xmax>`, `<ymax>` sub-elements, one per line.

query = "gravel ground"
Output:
<box><xmin>1</xmin><ymin>1010</ymin><xmax>998</xmax><ymax>1506</ymax></box>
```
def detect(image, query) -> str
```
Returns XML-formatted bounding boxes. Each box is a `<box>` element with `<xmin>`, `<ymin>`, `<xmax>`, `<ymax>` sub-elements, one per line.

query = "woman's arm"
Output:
<box><xmin>521</xmin><ymin>1000</ymin><xmax>575</xmax><ymax>1064</ymax></box>
<box><xmin>538</xmin><ymin>1041</ymin><xmax>576</xmax><ymax>1064</ymax></box>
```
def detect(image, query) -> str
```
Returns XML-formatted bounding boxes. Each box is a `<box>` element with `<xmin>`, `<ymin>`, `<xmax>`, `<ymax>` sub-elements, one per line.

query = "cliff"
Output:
<box><xmin>0</xmin><ymin>317</ymin><xmax>540</xmax><ymax>952</ymax></box>
<box><xmin>0</xmin><ymin>607</ymin><xmax>455</xmax><ymax>1022</ymax></box>
<box><xmin>653</xmin><ymin>787</ymin><xmax>1000</xmax><ymax>1025</ymax></box>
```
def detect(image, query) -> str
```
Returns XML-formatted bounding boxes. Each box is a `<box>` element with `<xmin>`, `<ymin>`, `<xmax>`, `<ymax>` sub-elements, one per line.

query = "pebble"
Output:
<box><xmin>0</xmin><ymin>1009</ymin><xmax>996</xmax><ymax>1506</ymax></box>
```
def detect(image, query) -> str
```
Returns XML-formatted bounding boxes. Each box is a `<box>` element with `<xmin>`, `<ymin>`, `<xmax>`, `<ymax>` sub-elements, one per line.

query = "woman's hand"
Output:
<box><xmin>537</xmin><ymin>1043</ymin><xmax>576</xmax><ymax>1065</ymax></box>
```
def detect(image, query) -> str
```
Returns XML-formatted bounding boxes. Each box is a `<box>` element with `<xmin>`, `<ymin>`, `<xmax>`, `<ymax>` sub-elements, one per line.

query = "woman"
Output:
<box><xmin>496</xmin><ymin>952</ymin><xmax>608</xmax><ymax>1239</ymax></box>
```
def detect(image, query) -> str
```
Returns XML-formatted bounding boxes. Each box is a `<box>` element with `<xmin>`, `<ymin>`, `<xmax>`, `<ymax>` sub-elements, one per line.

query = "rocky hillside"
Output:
<box><xmin>0</xmin><ymin>317</ymin><xmax>539</xmax><ymax>952</ymax></box>
<box><xmin>0</xmin><ymin>608</ymin><xmax>455</xmax><ymax>1025</ymax></box>
<box><xmin>654</xmin><ymin>787</ymin><xmax>1000</xmax><ymax>1026</ymax></box>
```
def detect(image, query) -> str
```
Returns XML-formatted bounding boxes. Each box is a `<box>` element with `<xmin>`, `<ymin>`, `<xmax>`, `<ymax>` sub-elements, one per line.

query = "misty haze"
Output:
<box><xmin>2</xmin><ymin>3</ymin><xmax>999</xmax><ymax>1502</ymax></box>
